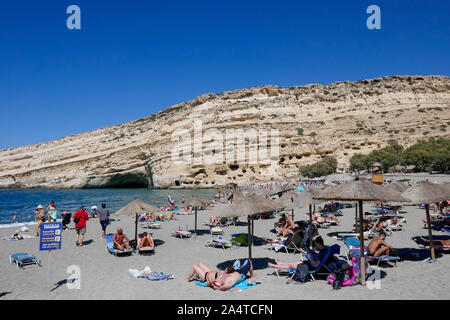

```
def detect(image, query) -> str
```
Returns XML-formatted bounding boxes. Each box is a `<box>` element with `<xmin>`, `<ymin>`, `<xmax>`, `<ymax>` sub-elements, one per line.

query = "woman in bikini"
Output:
<box><xmin>184</xmin><ymin>263</ymin><xmax>222</xmax><ymax>287</ymax></box>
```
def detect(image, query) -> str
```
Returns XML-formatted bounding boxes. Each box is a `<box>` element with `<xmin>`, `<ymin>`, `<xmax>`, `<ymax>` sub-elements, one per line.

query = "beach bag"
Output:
<box><xmin>293</xmin><ymin>263</ymin><xmax>309</xmax><ymax>283</ymax></box>
<box><xmin>73</xmin><ymin>215</ymin><xmax>80</xmax><ymax>224</ymax></box>
<box><xmin>327</xmin><ymin>256</ymin><xmax>367</xmax><ymax>287</ymax></box>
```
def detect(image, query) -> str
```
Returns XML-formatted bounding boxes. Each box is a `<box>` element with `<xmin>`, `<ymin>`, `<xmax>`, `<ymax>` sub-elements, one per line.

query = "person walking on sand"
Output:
<box><xmin>73</xmin><ymin>206</ymin><xmax>89</xmax><ymax>247</ymax></box>
<box><xmin>98</xmin><ymin>203</ymin><xmax>110</xmax><ymax>239</ymax></box>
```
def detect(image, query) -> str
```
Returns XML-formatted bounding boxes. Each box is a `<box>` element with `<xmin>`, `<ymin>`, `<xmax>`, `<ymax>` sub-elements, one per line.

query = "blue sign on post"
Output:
<box><xmin>40</xmin><ymin>223</ymin><xmax>62</xmax><ymax>251</ymax></box>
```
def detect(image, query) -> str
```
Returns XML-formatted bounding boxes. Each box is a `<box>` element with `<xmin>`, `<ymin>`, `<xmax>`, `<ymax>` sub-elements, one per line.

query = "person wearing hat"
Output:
<box><xmin>35</xmin><ymin>205</ymin><xmax>45</xmax><ymax>236</ymax></box>
<box><xmin>90</xmin><ymin>205</ymin><xmax>98</xmax><ymax>218</ymax></box>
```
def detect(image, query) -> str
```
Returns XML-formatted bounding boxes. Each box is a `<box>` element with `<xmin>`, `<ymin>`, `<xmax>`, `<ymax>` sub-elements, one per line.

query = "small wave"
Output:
<box><xmin>0</xmin><ymin>219</ymin><xmax>62</xmax><ymax>229</ymax></box>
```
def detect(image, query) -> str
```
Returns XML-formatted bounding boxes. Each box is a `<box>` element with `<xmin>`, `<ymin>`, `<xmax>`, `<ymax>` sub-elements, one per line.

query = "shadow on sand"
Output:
<box><xmin>216</xmin><ymin>257</ymin><xmax>274</xmax><ymax>272</ymax></box>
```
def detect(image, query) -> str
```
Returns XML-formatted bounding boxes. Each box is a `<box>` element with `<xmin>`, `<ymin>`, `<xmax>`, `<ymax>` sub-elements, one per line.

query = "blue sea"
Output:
<box><xmin>0</xmin><ymin>188</ymin><xmax>219</xmax><ymax>228</ymax></box>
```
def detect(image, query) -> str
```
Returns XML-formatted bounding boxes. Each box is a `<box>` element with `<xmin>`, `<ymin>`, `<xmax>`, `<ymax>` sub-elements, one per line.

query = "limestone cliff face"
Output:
<box><xmin>1</xmin><ymin>75</ymin><xmax>449</xmax><ymax>189</ymax></box>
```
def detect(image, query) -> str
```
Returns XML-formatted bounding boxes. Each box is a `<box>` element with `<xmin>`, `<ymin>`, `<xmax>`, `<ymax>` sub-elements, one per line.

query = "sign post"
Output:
<box><xmin>40</xmin><ymin>222</ymin><xmax>62</xmax><ymax>290</ymax></box>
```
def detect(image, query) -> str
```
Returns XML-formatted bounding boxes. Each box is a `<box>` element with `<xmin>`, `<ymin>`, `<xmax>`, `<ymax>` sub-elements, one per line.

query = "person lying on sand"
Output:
<box><xmin>113</xmin><ymin>227</ymin><xmax>131</xmax><ymax>251</ymax></box>
<box><xmin>367</xmin><ymin>232</ymin><xmax>395</xmax><ymax>262</ymax></box>
<box><xmin>420</xmin><ymin>237</ymin><xmax>450</xmax><ymax>247</ymax></box>
<box><xmin>141</xmin><ymin>212</ymin><xmax>156</xmax><ymax>222</ymax></box>
<box><xmin>137</xmin><ymin>232</ymin><xmax>154</xmax><ymax>249</ymax></box>
<box><xmin>184</xmin><ymin>260</ymin><xmax>254</xmax><ymax>291</ymax></box>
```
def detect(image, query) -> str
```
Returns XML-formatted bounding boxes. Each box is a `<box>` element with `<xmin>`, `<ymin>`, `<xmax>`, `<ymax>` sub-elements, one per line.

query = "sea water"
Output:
<box><xmin>0</xmin><ymin>188</ymin><xmax>219</xmax><ymax>228</ymax></box>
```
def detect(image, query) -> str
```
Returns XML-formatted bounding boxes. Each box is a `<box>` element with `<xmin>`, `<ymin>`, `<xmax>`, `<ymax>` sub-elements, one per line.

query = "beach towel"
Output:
<box><xmin>195</xmin><ymin>280</ymin><xmax>261</xmax><ymax>292</ymax></box>
<box><xmin>128</xmin><ymin>269</ymin><xmax>174</xmax><ymax>280</ymax></box>
<box><xmin>231</xmin><ymin>234</ymin><xmax>248</xmax><ymax>246</ymax></box>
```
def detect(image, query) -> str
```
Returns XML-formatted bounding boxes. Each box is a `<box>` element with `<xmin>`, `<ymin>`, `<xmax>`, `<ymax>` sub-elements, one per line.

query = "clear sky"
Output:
<box><xmin>0</xmin><ymin>0</ymin><xmax>449</xmax><ymax>149</ymax></box>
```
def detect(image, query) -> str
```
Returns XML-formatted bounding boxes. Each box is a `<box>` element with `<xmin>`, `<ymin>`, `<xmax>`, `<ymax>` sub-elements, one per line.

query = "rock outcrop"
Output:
<box><xmin>0</xmin><ymin>75</ymin><xmax>449</xmax><ymax>189</ymax></box>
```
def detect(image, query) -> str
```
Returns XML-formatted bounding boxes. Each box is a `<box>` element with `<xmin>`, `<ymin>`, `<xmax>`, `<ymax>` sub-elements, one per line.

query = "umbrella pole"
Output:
<box><xmin>309</xmin><ymin>204</ymin><xmax>313</xmax><ymax>248</ymax></box>
<box><xmin>359</xmin><ymin>200</ymin><xmax>366</xmax><ymax>286</ymax></box>
<box><xmin>195</xmin><ymin>207</ymin><xmax>198</xmax><ymax>238</ymax></box>
<box><xmin>291</xmin><ymin>209</ymin><xmax>294</xmax><ymax>222</ymax></box>
<box><xmin>355</xmin><ymin>202</ymin><xmax>358</xmax><ymax>232</ymax></box>
<box><xmin>425</xmin><ymin>204</ymin><xmax>436</xmax><ymax>260</ymax></box>
<box><xmin>247</xmin><ymin>216</ymin><xmax>253</xmax><ymax>266</ymax></box>
<box><xmin>134</xmin><ymin>213</ymin><xmax>138</xmax><ymax>250</ymax></box>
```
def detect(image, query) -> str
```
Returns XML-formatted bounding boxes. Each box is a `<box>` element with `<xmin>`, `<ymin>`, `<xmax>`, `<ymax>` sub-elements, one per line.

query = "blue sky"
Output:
<box><xmin>0</xmin><ymin>0</ymin><xmax>449</xmax><ymax>149</ymax></box>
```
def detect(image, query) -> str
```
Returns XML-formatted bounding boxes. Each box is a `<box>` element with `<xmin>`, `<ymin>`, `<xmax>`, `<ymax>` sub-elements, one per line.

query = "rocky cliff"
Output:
<box><xmin>1</xmin><ymin>75</ymin><xmax>449</xmax><ymax>189</ymax></box>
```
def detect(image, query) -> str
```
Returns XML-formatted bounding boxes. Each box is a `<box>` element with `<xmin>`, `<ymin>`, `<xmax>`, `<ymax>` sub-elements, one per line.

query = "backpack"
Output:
<box><xmin>73</xmin><ymin>211</ymin><xmax>83</xmax><ymax>224</ymax></box>
<box><xmin>293</xmin><ymin>263</ymin><xmax>309</xmax><ymax>283</ymax></box>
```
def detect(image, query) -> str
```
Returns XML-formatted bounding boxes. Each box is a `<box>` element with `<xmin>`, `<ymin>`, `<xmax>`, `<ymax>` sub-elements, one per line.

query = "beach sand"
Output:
<box><xmin>0</xmin><ymin>202</ymin><xmax>449</xmax><ymax>300</ymax></box>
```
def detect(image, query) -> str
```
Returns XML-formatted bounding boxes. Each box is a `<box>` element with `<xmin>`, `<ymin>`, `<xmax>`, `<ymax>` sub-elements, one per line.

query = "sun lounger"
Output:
<box><xmin>9</xmin><ymin>252</ymin><xmax>41</xmax><ymax>269</ymax></box>
<box><xmin>343</xmin><ymin>236</ymin><xmax>400</xmax><ymax>267</ymax></box>
<box><xmin>210</xmin><ymin>226</ymin><xmax>224</xmax><ymax>236</ymax></box>
<box><xmin>267</xmin><ymin>230</ymin><xmax>303</xmax><ymax>255</ymax></box>
<box><xmin>303</xmin><ymin>244</ymin><xmax>346</xmax><ymax>281</ymax></box>
<box><xmin>105</xmin><ymin>234</ymin><xmax>133</xmax><ymax>256</ymax></box>
<box><xmin>137</xmin><ymin>247</ymin><xmax>155</xmax><ymax>255</ymax></box>
<box><xmin>171</xmin><ymin>229</ymin><xmax>192</xmax><ymax>239</ymax></box>
<box><xmin>205</xmin><ymin>236</ymin><xmax>240</xmax><ymax>250</ymax></box>
<box><xmin>142</xmin><ymin>222</ymin><xmax>161</xmax><ymax>229</ymax></box>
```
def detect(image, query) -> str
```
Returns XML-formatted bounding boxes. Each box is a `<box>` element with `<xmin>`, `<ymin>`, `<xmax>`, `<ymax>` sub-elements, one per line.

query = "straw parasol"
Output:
<box><xmin>400</xmin><ymin>181</ymin><xmax>450</xmax><ymax>260</ymax></box>
<box><xmin>114</xmin><ymin>199</ymin><xmax>161</xmax><ymax>249</ymax></box>
<box><xmin>313</xmin><ymin>177</ymin><xmax>410</xmax><ymax>285</ymax></box>
<box><xmin>186</xmin><ymin>197</ymin><xmax>208</xmax><ymax>237</ymax></box>
<box><xmin>268</xmin><ymin>185</ymin><xmax>296</xmax><ymax>197</ymax></box>
<box><xmin>385</xmin><ymin>180</ymin><xmax>409</xmax><ymax>193</ymax></box>
<box><xmin>215</xmin><ymin>193</ymin><xmax>277</xmax><ymax>267</ymax></box>
<box><xmin>114</xmin><ymin>199</ymin><xmax>160</xmax><ymax>216</ymax></box>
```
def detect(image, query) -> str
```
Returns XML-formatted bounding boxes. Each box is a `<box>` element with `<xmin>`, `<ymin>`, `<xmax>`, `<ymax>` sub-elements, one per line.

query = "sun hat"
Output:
<box><xmin>36</xmin><ymin>205</ymin><xmax>43</xmax><ymax>209</ymax></box>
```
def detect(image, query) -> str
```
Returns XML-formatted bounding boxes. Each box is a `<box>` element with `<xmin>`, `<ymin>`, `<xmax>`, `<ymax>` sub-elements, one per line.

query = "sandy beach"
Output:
<box><xmin>1</xmin><ymin>199</ymin><xmax>449</xmax><ymax>300</ymax></box>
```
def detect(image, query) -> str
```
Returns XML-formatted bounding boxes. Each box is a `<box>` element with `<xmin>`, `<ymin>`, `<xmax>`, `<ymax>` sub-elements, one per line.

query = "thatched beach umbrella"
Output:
<box><xmin>114</xmin><ymin>199</ymin><xmax>161</xmax><ymax>249</ymax></box>
<box><xmin>385</xmin><ymin>180</ymin><xmax>409</xmax><ymax>193</ymax></box>
<box><xmin>114</xmin><ymin>199</ymin><xmax>160</xmax><ymax>216</ymax></box>
<box><xmin>269</xmin><ymin>185</ymin><xmax>295</xmax><ymax>197</ymax></box>
<box><xmin>313</xmin><ymin>178</ymin><xmax>410</xmax><ymax>285</ymax></box>
<box><xmin>401</xmin><ymin>181</ymin><xmax>450</xmax><ymax>260</ymax></box>
<box><xmin>186</xmin><ymin>197</ymin><xmax>208</xmax><ymax>237</ymax></box>
<box><xmin>215</xmin><ymin>194</ymin><xmax>277</xmax><ymax>267</ymax></box>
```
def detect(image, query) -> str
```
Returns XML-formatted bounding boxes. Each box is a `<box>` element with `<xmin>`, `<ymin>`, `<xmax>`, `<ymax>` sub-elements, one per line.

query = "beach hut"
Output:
<box><xmin>215</xmin><ymin>194</ymin><xmax>277</xmax><ymax>267</ymax></box>
<box><xmin>313</xmin><ymin>177</ymin><xmax>409</xmax><ymax>285</ymax></box>
<box><xmin>400</xmin><ymin>181</ymin><xmax>450</xmax><ymax>260</ymax></box>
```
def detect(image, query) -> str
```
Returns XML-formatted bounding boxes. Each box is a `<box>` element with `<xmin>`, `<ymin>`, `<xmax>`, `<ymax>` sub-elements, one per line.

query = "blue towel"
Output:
<box><xmin>195</xmin><ymin>280</ymin><xmax>260</xmax><ymax>292</ymax></box>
